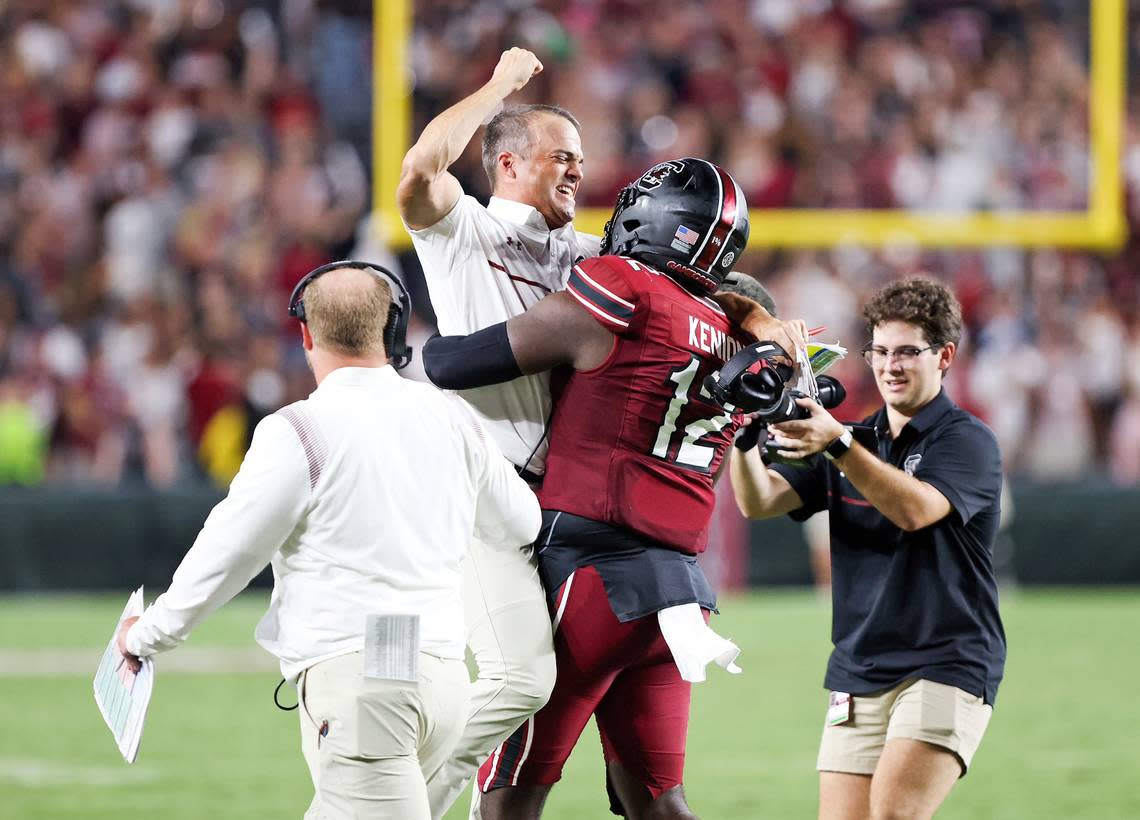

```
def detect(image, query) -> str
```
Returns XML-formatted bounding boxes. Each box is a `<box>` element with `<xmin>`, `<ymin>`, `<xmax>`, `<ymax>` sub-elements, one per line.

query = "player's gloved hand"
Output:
<box><xmin>734</xmin><ymin>413</ymin><xmax>767</xmax><ymax>452</ymax></box>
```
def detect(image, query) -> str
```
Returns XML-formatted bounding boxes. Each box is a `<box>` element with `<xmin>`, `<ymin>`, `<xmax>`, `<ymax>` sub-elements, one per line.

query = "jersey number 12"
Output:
<box><xmin>651</xmin><ymin>355</ymin><xmax>732</xmax><ymax>472</ymax></box>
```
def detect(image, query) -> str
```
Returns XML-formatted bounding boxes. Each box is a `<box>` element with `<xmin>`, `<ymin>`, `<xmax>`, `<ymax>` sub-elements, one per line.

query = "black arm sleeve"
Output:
<box><xmin>422</xmin><ymin>322</ymin><xmax>524</xmax><ymax>390</ymax></box>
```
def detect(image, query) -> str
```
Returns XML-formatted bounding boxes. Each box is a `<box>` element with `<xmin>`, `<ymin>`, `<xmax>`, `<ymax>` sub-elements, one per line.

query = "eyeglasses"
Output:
<box><xmin>861</xmin><ymin>345</ymin><xmax>938</xmax><ymax>367</ymax></box>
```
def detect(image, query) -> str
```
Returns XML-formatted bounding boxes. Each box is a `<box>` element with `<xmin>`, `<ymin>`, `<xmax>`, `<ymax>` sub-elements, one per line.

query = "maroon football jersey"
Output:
<box><xmin>537</xmin><ymin>255</ymin><xmax>748</xmax><ymax>554</ymax></box>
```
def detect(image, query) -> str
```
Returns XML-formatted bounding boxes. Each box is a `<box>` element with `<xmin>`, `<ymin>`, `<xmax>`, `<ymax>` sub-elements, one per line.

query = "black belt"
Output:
<box><xmin>516</xmin><ymin>466</ymin><xmax>544</xmax><ymax>485</ymax></box>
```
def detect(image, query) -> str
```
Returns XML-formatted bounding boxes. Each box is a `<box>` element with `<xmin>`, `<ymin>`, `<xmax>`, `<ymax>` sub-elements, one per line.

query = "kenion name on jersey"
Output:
<box><xmin>688</xmin><ymin>316</ymin><xmax>741</xmax><ymax>361</ymax></box>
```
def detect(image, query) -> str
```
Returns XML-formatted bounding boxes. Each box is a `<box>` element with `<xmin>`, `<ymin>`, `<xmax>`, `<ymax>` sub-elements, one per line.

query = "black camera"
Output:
<box><xmin>704</xmin><ymin>340</ymin><xmax>847</xmax><ymax>421</ymax></box>
<box><xmin>754</xmin><ymin>374</ymin><xmax>847</xmax><ymax>424</ymax></box>
<box><xmin>733</xmin><ymin>375</ymin><xmax>847</xmax><ymax>453</ymax></box>
<box><xmin>704</xmin><ymin>341</ymin><xmax>848</xmax><ymax>454</ymax></box>
<box><xmin>704</xmin><ymin>341</ymin><xmax>794</xmax><ymax>413</ymax></box>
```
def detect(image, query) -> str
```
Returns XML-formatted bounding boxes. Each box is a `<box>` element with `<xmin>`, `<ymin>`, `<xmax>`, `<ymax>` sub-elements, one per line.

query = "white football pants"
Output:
<box><xmin>424</xmin><ymin>537</ymin><xmax>557</xmax><ymax>819</ymax></box>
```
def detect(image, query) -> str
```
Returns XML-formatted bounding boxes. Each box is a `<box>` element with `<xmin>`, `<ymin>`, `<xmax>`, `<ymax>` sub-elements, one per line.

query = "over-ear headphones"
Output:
<box><xmin>288</xmin><ymin>260</ymin><xmax>412</xmax><ymax>370</ymax></box>
<box><xmin>704</xmin><ymin>341</ymin><xmax>794</xmax><ymax>414</ymax></box>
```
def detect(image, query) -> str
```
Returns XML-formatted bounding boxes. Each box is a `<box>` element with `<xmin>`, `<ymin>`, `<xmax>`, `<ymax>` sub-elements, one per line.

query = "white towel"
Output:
<box><xmin>657</xmin><ymin>603</ymin><xmax>743</xmax><ymax>683</ymax></box>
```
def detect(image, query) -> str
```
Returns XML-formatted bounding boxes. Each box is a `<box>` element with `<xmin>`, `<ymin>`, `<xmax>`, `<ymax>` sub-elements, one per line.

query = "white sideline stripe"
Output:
<box><xmin>510</xmin><ymin>716</ymin><xmax>535</xmax><ymax>787</ymax></box>
<box><xmin>0</xmin><ymin>647</ymin><xmax>279</xmax><ymax>678</ymax></box>
<box><xmin>0</xmin><ymin>756</ymin><xmax>162</xmax><ymax>787</ymax></box>
<box><xmin>542</xmin><ymin>511</ymin><xmax>563</xmax><ymax>552</ymax></box>
<box><xmin>551</xmin><ymin>571</ymin><xmax>576</xmax><ymax>634</ymax></box>
<box><xmin>482</xmin><ymin>743</ymin><xmax>503</xmax><ymax>793</ymax></box>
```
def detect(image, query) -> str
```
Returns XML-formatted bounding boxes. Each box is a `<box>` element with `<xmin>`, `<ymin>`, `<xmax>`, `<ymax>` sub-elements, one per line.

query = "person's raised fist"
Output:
<box><xmin>491</xmin><ymin>48</ymin><xmax>543</xmax><ymax>93</ymax></box>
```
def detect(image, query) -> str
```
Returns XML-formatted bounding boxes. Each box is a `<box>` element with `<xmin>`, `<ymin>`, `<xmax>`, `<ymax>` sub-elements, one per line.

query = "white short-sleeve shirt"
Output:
<box><xmin>409</xmin><ymin>195</ymin><xmax>601</xmax><ymax>473</ymax></box>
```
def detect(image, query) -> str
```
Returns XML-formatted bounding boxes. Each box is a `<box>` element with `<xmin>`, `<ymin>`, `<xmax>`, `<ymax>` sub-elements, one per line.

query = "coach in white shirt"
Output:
<box><xmin>117</xmin><ymin>263</ymin><xmax>541</xmax><ymax>820</ymax></box>
<box><xmin>397</xmin><ymin>47</ymin><xmax>599</xmax><ymax>819</ymax></box>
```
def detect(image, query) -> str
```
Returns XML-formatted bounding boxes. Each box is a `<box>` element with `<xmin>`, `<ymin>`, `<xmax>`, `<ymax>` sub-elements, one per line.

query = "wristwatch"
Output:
<box><xmin>823</xmin><ymin>427</ymin><xmax>853</xmax><ymax>462</ymax></box>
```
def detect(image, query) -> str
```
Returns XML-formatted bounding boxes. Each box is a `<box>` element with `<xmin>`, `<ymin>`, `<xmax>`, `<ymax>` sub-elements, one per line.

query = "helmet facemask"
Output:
<box><xmin>600</xmin><ymin>183</ymin><xmax>641</xmax><ymax>257</ymax></box>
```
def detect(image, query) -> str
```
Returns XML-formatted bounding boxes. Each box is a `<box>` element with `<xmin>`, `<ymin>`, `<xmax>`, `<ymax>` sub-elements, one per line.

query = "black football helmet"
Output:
<box><xmin>600</xmin><ymin>158</ymin><xmax>749</xmax><ymax>295</ymax></box>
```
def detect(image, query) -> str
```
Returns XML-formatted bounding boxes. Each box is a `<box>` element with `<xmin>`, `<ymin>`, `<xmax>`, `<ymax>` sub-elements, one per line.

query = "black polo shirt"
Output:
<box><xmin>772</xmin><ymin>389</ymin><xmax>1006</xmax><ymax>705</ymax></box>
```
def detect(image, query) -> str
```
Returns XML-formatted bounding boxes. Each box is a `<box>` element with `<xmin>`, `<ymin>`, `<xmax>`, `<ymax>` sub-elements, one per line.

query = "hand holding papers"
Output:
<box><xmin>93</xmin><ymin>587</ymin><xmax>155</xmax><ymax>763</ymax></box>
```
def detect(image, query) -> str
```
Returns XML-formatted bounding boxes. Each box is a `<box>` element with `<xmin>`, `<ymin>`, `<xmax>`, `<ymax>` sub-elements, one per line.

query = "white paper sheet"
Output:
<box><xmin>363</xmin><ymin>613</ymin><xmax>420</xmax><ymax>682</ymax></box>
<box><xmin>92</xmin><ymin>587</ymin><xmax>154</xmax><ymax>763</ymax></box>
<box><xmin>807</xmin><ymin>341</ymin><xmax>847</xmax><ymax>376</ymax></box>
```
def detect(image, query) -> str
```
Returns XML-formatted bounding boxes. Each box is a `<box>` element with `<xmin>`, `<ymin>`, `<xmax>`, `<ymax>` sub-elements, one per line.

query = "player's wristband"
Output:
<box><xmin>823</xmin><ymin>428</ymin><xmax>853</xmax><ymax>462</ymax></box>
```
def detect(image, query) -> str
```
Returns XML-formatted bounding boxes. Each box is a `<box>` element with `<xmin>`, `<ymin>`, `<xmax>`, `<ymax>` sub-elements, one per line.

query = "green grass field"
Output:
<box><xmin>2</xmin><ymin>589</ymin><xmax>1138</xmax><ymax>819</ymax></box>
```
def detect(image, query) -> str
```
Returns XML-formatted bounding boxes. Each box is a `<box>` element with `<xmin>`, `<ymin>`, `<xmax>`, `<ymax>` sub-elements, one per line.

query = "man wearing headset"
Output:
<box><xmin>117</xmin><ymin>262</ymin><xmax>541</xmax><ymax>819</ymax></box>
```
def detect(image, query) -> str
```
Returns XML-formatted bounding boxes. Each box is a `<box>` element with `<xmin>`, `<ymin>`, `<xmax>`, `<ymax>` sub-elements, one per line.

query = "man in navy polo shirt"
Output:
<box><xmin>731</xmin><ymin>276</ymin><xmax>1005</xmax><ymax>820</ymax></box>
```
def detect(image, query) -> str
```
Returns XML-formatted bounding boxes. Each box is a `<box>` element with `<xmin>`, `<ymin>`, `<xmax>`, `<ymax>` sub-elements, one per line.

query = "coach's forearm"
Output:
<box><xmin>402</xmin><ymin>77</ymin><xmax>516</xmax><ymax>182</ymax></box>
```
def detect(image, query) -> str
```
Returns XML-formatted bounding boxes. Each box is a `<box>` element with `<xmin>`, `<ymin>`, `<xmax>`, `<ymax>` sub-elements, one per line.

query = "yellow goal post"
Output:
<box><xmin>372</xmin><ymin>0</ymin><xmax>1126</xmax><ymax>250</ymax></box>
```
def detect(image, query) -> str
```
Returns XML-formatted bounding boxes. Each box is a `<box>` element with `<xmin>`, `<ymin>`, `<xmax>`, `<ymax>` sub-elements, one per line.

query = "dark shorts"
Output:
<box><xmin>475</xmin><ymin>564</ymin><xmax>693</xmax><ymax>800</ymax></box>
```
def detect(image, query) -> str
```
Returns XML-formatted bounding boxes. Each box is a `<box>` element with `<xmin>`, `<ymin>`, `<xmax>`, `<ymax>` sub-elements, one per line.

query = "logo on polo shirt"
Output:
<box><xmin>904</xmin><ymin>453</ymin><xmax>922</xmax><ymax>476</ymax></box>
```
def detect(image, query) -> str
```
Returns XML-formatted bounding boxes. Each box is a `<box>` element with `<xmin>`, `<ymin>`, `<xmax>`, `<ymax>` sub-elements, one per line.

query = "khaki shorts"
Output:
<box><xmin>817</xmin><ymin>678</ymin><xmax>992</xmax><ymax>777</ymax></box>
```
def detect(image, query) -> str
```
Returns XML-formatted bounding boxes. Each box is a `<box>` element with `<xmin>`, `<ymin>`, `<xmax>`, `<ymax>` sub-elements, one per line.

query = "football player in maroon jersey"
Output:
<box><xmin>424</xmin><ymin>158</ymin><xmax>807</xmax><ymax>820</ymax></box>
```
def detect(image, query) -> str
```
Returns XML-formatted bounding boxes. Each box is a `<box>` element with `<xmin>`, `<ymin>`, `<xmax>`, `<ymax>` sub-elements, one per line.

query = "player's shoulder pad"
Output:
<box><xmin>565</xmin><ymin>255</ymin><xmax>650</xmax><ymax>332</ymax></box>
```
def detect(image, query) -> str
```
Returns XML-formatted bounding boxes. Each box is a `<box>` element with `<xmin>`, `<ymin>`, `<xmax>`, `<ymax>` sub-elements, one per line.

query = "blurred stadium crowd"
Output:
<box><xmin>2</xmin><ymin>0</ymin><xmax>1140</xmax><ymax>489</ymax></box>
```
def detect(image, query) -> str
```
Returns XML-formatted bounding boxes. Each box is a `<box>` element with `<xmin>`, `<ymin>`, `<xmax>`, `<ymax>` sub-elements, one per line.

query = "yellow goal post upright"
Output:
<box><xmin>373</xmin><ymin>0</ymin><xmax>1126</xmax><ymax>251</ymax></box>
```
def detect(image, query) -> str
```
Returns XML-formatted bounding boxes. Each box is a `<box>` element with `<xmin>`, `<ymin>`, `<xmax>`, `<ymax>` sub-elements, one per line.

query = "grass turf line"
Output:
<box><xmin>0</xmin><ymin>590</ymin><xmax>1137</xmax><ymax>819</ymax></box>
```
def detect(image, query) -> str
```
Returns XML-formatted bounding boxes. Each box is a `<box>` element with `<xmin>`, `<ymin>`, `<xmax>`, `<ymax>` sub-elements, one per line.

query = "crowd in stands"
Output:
<box><xmin>2</xmin><ymin>0</ymin><xmax>1139</xmax><ymax>488</ymax></box>
<box><xmin>0</xmin><ymin>0</ymin><xmax>374</xmax><ymax>487</ymax></box>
